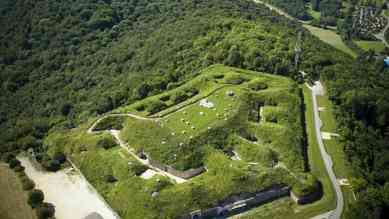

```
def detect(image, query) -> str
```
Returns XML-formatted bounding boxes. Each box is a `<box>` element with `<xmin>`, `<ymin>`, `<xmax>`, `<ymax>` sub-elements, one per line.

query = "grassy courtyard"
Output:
<box><xmin>0</xmin><ymin>164</ymin><xmax>36</xmax><ymax>219</ymax></box>
<box><xmin>45</xmin><ymin>65</ymin><xmax>323</xmax><ymax>219</ymax></box>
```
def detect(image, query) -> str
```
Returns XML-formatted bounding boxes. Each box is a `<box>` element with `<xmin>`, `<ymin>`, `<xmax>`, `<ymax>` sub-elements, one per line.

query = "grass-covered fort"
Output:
<box><xmin>44</xmin><ymin>65</ymin><xmax>320</xmax><ymax>219</ymax></box>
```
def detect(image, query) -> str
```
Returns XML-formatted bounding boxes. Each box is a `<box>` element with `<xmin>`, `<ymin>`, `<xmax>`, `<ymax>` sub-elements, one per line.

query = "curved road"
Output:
<box><xmin>307</xmin><ymin>82</ymin><xmax>343</xmax><ymax>219</ymax></box>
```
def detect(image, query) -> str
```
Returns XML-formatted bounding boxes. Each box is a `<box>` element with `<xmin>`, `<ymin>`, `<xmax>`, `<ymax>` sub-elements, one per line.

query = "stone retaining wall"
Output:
<box><xmin>181</xmin><ymin>186</ymin><xmax>290</xmax><ymax>219</ymax></box>
<box><xmin>148</xmin><ymin>158</ymin><xmax>205</xmax><ymax>179</ymax></box>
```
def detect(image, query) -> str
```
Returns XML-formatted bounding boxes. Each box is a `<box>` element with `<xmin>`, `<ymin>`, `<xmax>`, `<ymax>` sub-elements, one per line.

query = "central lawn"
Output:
<box><xmin>303</xmin><ymin>25</ymin><xmax>357</xmax><ymax>58</ymax></box>
<box><xmin>162</xmin><ymin>86</ymin><xmax>243</xmax><ymax>138</ymax></box>
<box><xmin>0</xmin><ymin>164</ymin><xmax>37</xmax><ymax>219</ymax></box>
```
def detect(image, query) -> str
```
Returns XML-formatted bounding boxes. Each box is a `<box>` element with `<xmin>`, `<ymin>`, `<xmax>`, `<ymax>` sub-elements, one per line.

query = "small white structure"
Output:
<box><xmin>199</xmin><ymin>99</ymin><xmax>214</xmax><ymax>108</ymax></box>
<box><xmin>226</xmin><ymin>90</ymin><xmax>235</xmax><ymax>96</ymax></box>
<box><xmin>140</xmin><ymin>169</ymin><xmax>158</xmax><ymax>180</ymax></box>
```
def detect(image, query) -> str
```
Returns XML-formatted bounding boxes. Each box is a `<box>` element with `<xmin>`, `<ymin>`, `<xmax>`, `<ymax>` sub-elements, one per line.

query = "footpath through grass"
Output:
<box><xmin>0</xmin><ymin>164</ymin><xmax>36</xmax><ymax>219</ymax></box>
<box><xmin>317</xmin><ymin>86</ymin><xmax>355</xmax><ymax>218</ymax></box>
<box><xmin>303</xmin><ymin>24</ymin><xmax>357</xmax><ymax>58</ymax></box>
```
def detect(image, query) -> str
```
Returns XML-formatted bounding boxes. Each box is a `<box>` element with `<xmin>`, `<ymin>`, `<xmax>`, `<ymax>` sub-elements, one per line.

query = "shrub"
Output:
<box><xmin>28</xmin><ymin>189</ymin><xmax>44</xmax><ymax>208</ymax></box>
<box><xmin>97</xmin><ymin>137</ymin><xmax>116</xmax><ymax>149</ymax></box>
<box><xmin>171</xmin><ymin>90</ymin><xmax>189</xmax><ymax>104</ymax></box>
<box><xmin>292</xmin><ymin>174</ymin><xmax>320</xmax><ymax>197</ymax></box>
<box><xmin>248</xmin><ymin>81</ymin><xmax>268</xmax><ymax>91</ymax></box>
<box><xmin>21</xmin><ymin>176</ymin><xmax>35</xmax><ymax>190</ymax></box>
<box><xmin>185</xmin><ymin>87</ymin><xmax>199</xmax><ymax>96</ymax></box>
<box><xmin>134</xmin><ymin>104</ymin><xmax>145</xmax><ymax>112</ymax></box>
<box><xmin>130</xmin><ymin>163</ymin><xmax>148</xmax><ymax>176</ymax></box>
<box><xmin>1</xmin><ymin>152</ymin><xmax>15</xmax><ymax>163</ymax></box>
<box><xmin>105</xmin><ymin>174</ymin><xmax>118</xmax><ymax>183</ymax></box>
<box><xmin>213</xmin><ymin>74</ymin><xmax>224</xmax><ymax>79</ymax></box>
<box><xmin>160</xmin><ymin>95</ymin><xmax>170</xmax><ymax>102</ymax></box>
<box><xmin>53</xmin><ymin>152</ymin><xmax>66</xmax><ymax>164</ymax></box>
<box><xmin>8</xmin><ymin>158</ymin><xmax>21</xmax><ymax>169</ymax></box>
<box><xmin>224</xmin><ymin>74</ymin><xmax>247</xmax><ymax>85</ymax></box>
<box><xmin>36</xmin><ymin>203</ymin><xmax>55</xmax><ymax>219</ymax></box>
<box><xmin>146</xmin><ymin>100</ymin><xmax>167</xmax><ymax>114</ymax></box>
<box><xmin>93</xmin><ymin>116</ymin><xmax>124</xmax><ymax>131</ymax></box>
<box><xmin>43</xmin><ymin>159</ymin><xmax>61</xmax><ymax>172</ymax></box>
<box><xmin>14</xmin><ymin>165</ymin><xmax>25</xmax><ymax>172</ymax></box>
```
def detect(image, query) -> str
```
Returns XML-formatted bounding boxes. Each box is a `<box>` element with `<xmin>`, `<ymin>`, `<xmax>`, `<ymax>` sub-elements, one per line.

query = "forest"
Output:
<box><xmin>0</xmin><ymin>0</ymin><xmax>389</xmax><ymax>218</ymax></box>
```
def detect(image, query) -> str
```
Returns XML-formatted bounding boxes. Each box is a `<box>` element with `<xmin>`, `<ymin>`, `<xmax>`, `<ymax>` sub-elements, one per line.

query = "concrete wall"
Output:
<box><xmin>148</xmin><ymin>158</ymin><xmax>205</xmax><ymax>179</ymax></box>
<box><xmin>181</xmin><ymin>186</ymin><xmax>290</xmax><ymax>219</ymax></box>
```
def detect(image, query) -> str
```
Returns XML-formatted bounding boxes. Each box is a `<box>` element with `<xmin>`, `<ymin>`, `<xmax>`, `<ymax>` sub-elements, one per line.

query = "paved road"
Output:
<box><xmin>307</xmin><ymin>82</ymin><xmax>343</xmax><ymax>219</ymax></box>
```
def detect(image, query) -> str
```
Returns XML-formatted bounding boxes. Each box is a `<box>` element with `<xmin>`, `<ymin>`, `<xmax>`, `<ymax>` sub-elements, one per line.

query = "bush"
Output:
<box><xmin>146</xmin><ymin>100</ymin><xmax>167</xmax><ymax>114</ymax></box>
<box><xmin>224</xmin><ymin>74</ymin><xmax>247</xmax><ymax>85</ymax></box>
<box><xmin>97</xmin><ymin>137</ymin><xmax>117</xmax><ymax>149</ymax></box>
<box><xmin>248</xmin><ymin>81</ymin><xmax>268</xmax><ymax>91</ymax></box>
<box><xmin>213</xmin><ymin>74</ymin><xmax>224</xmax><ymax>79</ymax></box>
<box><xmin>130</xmin><ymin>163</ymin><xmax>148</xmax><ymax>176</ymax></box>
<box><xmin>8</xmin><ymin>158</ymin><xmax>21</xmax><ymax>169</ymax></box>
<box><xmin>185</xmin><ymin>87</ymin><xmax>199</xmax><ymax>97</ymax></box>
<box><xmin>53</xmin><ymin>152</ymin><xmax>66</xmax><ymax>164</ymax></box>
<box><xmin>36</xmin><ymin>203</ymin><xmax>55</xmax><ymax>219</ymax></box>
<box><xmin>134</xmin><ymin>104</ymin><xmax>145</xmax><ymax>112</ymax></box>
<box><xmin>105</xmin><ymin>174</ymin><xmax>118</xmax><ymax>183</ymax></box>
<box><xmin>43</xmin><ymin>159</ymin><xmax>61</xmax><ymax>172</ymax></box>
<box><xmin>21</xmin><ymin>176</ymin><xmax>35</xmax><ymax>190</ymax></box>
<box><xmin>1</xmin><ymin>152</ymin><xmax>15</xmax><ymax>163</ymax></box>
<box><xmin>28</xmin><ymin>189</ymin><xmax>44</xmax><ymax>208</ymax></box>
<box><xmin>93</xmin><ymin>116</ymin><xmax>124</xmax><ymax>131</ymax></box>
<box><xmin>160</xmin><ymin>95</ymin><xmax>170</xmax><ymax>101</ymax></box>
<box><xmin>14</xmin><ymin>165</ymin><xmax>25</xmax><ymax>172</ymax></box>
<box><xmin>171</xmin><ymin>90</ymin><xmax>189</xmax><ymax>104</ymax></box>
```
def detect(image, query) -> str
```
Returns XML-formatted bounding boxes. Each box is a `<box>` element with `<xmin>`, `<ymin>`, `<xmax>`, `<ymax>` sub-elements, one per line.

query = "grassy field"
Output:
<box><xmin>0</xmin><ymin>164</ymin><xmax>36</xmax><ymax>219</ymax></box>
<box><xmin>354</xmin><ymin>40</ymin><xmax>386</xmax><ymax>53</ymax></box>
<box><xmin>316</xmin><ymin>87</ymin><xmax>355</xmax><ymax>218</ymax></box>
<box><xmin>303</xmin><ymin>24</ymin><xmax>357</xmax><ymax>58</ymax></box>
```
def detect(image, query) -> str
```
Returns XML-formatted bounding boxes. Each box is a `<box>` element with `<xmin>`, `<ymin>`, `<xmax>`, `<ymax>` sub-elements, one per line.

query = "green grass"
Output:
<box><xmin>303</xmin><ymin>24</ymin><xmax>357</xmax><ymax>58</ymax></box>
<box><xmin>307</xmin><ymin>4</ymin><xmax>321</xmax><ymax>20</ymax></box>
<box><xmin>0</xmin><ymin>164</ymin><xmax>36</xmax><ymax>219</ymax></box>
<box><xmin>233</xmin><ymin>86</ymin><xmax>337</xmax><ymax>219</ymax></box>
<box><xmin>354</xmin><ymin>40</ymin><xmax>386</xmax><ymax>53</ymax></box>
<box><xmin>384</xmin><ymin>9</ymin><xmax>389</xmax><ymax>17</ymax></box>
<box><xmin>317</xmin><ymin>89</ymin><xmax>355</xmax><ymax>218</ymax></box>
<box><xmin>46</xmin><ymin>65</ymin><xmax>326</xmax><ymax>219</ymax></box>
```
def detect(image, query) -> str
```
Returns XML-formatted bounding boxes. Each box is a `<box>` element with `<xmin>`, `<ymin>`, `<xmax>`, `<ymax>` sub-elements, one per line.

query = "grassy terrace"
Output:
<box><xmin>316</xmin><ymin>85</ymin><xmax>355</xmax><ymax>218</ymax></box>
<box><xmin>230</xmin><ymin>85</ymin><xmax>337</xmax><ymax>219</ymax></box>
<box><xmin>45</xmin><ymin>65</ymin><xmax>322</xmax><ymax>219</ymax></box>
<box><xmin>0</xmin><ymin>164</ymin><xmax>36</xmax><ymax>219</ymax></box>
